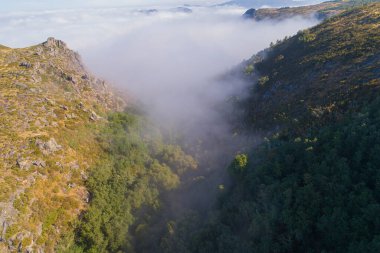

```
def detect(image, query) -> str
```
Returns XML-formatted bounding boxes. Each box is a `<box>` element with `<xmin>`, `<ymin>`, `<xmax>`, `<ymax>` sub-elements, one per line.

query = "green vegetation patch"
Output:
<box><xmin>176</xmin><ymin>97</ymin><xmax>380</xmax><ymax>253</ymax></box>
<box><xmin>70</xmin><ymin>111</ymin><xmax>196</xmax><ymax>253</ymax></box>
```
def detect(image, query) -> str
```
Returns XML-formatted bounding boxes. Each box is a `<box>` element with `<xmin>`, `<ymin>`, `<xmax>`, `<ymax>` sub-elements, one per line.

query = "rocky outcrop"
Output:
<box><xmin>42</xmin><ymin>37</ymin><xmax>67</xmax><ymax>48</ymax></box>
<box><xmin>35</xmin><ymin>138</ymin><xmax>62</xmax><ymax>155</ymax></box>
<box><xmin>16</xmin><ymin>158</ymin><xmax>32</xmax><ymax>170</ymax></box>
<box><xmin>19</xmin><ymin>62</ymin><xmax>32</xmax><ymax>68</ymax></box>
<box><xmin>0</xmin><ymin>37</ymin><xmax>127</xmax><ymax>251</ymax></box>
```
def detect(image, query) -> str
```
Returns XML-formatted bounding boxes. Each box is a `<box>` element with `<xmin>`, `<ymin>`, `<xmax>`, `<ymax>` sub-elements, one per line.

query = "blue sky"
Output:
<box><xmin>1</xmin><ymin>0</ymin><xmax>223</xmax><ymax>12</ymax></box>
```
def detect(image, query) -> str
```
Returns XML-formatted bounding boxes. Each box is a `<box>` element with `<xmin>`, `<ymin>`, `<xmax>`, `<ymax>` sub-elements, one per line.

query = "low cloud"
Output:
<box><xmin>1</xmin><ymin>2</ymin><xmax>320</xmax><ymax>225</ymax></box>
<box><xmin>81</xmin><ymin>8</ymin><xmax>318</xmax><ymax>129</ymax></box>
<box><xmin>0</xmin><ymin>3</ymin><xmax>319</xmax><ymax>140</ymax></box>
<box><xmin>0</xmin><ymin>3</ymin><xmax>319</xmax><ymax>133</ymax></box>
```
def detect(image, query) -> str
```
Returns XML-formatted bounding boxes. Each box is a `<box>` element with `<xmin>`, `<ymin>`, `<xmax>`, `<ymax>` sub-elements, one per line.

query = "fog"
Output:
<box><xmin>1</xmin><ymin>4</ymin><xmax>320</xmax><ymax>249</ymax></box>
<box><xmin>0</xmin><ymin>2</ymin><xmax>319</xmax><ymax>167</ymax></box>
<box><xmin>78</xmin><ymin>6</ymin><xmax>319</xmax><ymax>222</ymax></box>
<box><xmin>0</xmin><ymin>2</ymin><xmax>319</xmax><ymax>170</ymax></box>
<box><xmin>81</xmin><ymin>8</ymin><xmax>318</xmax><ymax>130</ymax></box>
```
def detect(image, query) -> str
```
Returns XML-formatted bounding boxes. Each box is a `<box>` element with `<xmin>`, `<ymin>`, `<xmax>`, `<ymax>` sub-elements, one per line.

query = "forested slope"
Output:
<box><xmin>242</xmin><ymin>3</ymin><xmax>380</xmax><ymax>132</ymax></box>
<box><xmin>165</xmin><ymin>3</ymin><xmax>380</xmax><ymax>253</ymax></box>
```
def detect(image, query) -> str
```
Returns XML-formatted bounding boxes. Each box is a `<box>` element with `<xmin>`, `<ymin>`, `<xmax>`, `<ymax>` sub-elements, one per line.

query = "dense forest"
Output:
<box><xmin>64</xmin><ymin>3</ymin><xmax>380</xmax><ymax>253</ymax></box>
<box><xmin>160</xmin><ymin>4</ymin><xmax>380</xmax><ymax>253</ymax></box>
<box><xmin>57</xmin><ymin>112</ymin><xmax>196</xmax><ymax>252</ymax></box>
<box><xmin>173</xmin><ymin>98</ymin><xmax>380</xmax><ymax>252</ymax></box>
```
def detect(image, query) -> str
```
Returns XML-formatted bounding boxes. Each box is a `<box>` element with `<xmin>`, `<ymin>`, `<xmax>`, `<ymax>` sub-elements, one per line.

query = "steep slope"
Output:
<box><xmin>0</xmin><ymin>37</ymin><xmax>198</xmax><ymax>253</ymax></box>
<box><xmin>163</xmin><ymin>3</ymin><xmax>380</xmax><ymax>253</ymax></box>
<box><xmin>0</xmin><ymin>38</ymin><xmax>124</xmax><ymax>252</ymax></box>
<box><xmin>242</xmin><ymin>3</ymin><xmax>380</xmax><ymax>132</ymax></box>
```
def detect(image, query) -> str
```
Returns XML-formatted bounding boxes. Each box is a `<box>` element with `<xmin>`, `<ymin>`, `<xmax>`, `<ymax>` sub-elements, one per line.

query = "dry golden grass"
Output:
<box><xmin>0</xmin><ymin>38</ymin><xmax>124</xmax><ymax>252</ymax></box>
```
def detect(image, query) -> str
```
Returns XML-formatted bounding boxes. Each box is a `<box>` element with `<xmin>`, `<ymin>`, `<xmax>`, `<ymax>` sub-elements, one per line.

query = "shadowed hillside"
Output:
<box><xmin>162</xmin><ymin>3</ymin><xmax>380</xmax><ymax>253</ymax></box>
<box><xmin>242</xmin><ymin>3</ymin><xmax>380</xmax><ymax>133</ymax></box>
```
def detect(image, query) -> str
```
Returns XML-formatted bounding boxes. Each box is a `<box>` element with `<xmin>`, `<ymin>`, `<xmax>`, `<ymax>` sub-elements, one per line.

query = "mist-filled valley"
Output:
<box><xmin>1</xmin><ymin>0</ymin><xmax>380</xmax><ymax>252</ymax></box>
<box><xmin>76</xmin><ymin>7</ymin><xmax>319</xmax><ymax>252</ymax></box>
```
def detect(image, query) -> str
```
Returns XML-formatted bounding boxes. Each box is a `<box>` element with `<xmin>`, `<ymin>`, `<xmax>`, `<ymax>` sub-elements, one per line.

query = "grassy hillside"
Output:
<box><xmin>244</xmin><ymin>0</ymin><xmax>380</xmax><ymax>21</ymax></box>
<box><xmin>242</xmin><ymin>2</ymin><xmax>380</xmax><ymax>133</ymax></box>
<box><xmin>163</xmin><ymin>3</ymin><xmax>380</xmax><ymax>253</ymax></box>
<box><xmin>0</xmin><ymin>45</ymin><xmax>9</xmax><ymax>50</ymax></box>
<box><xmin>0</xmin><ymin>37</ymin><xmax>125</xmax><ymax>252</ymax></box>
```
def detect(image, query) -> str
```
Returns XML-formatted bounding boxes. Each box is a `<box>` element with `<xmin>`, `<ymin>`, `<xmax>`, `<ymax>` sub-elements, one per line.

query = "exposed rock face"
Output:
<box><xmin>42</xmin><ymin>37</ymin><xmax>67</xmax><ymax>48</ymax></box>
<box><xmin>16</xmin><ymin>158</ymin><xmax>32</xmax><ymax>170</ymax></box>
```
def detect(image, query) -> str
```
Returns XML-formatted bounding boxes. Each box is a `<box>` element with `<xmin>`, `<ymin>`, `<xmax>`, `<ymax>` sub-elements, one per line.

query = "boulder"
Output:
<box><xmin>89</xmin><ymin>111</ymin><xmax>102</xmax><ymax>121</ymax></box>
<box><xmin>32</xmin><ymin>160</ymin><xmax>46</xmax><ymax>168</ymax></box>
<box><xmin>19</xmin><ymin>62</ymin><xmax>32</xmax><ymax>68</ymax></box>
<box><xmin>36</xmin><ymin>138</ymin><xmax>62</xmax><ymax>155</ymax></box>
<box><xmin>16</xmin><ymin>158</ymin><xmax>32</xmax><ymax>170</ymax></box>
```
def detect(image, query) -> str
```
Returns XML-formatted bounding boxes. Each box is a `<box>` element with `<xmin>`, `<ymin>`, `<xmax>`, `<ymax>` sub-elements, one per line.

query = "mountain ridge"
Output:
<box><xmin>241</xmin><ymin>2</ymin><xmax>380</xmax><ymax>132</ymax></box>
<box><xmin>0</xmin><ymin>37</ymin><xmax>125</xmax><ymax>252</ymax></box>
<box><xmin>243</xmin><ymin>0</ymin><xmax>380</xmax><ymax>21</ymax></box>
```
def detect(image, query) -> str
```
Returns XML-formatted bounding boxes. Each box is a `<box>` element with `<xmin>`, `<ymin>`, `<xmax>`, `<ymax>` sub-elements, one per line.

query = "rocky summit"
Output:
<box><xmin>0</xmin><ymin>37</ymin><xmax>124</xmax><ymax>252</ymax></box>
